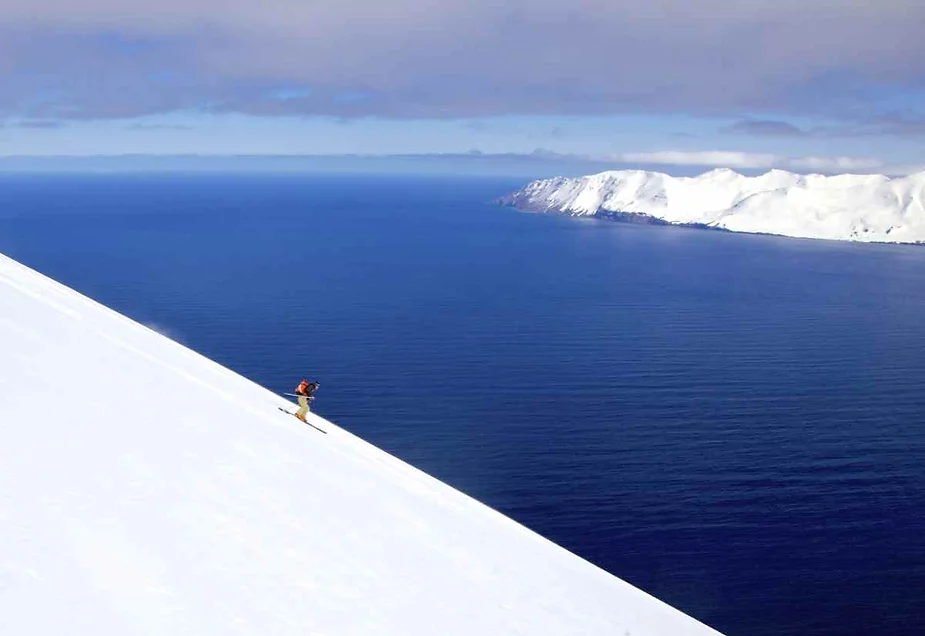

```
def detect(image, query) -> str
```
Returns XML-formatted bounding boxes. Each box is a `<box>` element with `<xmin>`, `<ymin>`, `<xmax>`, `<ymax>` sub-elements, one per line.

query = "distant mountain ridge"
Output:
<box><xmin>500</xmin><ymin>168</ymin><xmax>925</xmax><ymax>244</ymax></box>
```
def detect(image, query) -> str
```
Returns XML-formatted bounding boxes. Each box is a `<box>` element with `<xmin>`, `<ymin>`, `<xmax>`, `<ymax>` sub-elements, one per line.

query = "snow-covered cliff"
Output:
<box><xmin>501</xmin><ymin>168</ymin><xmax>925</xmax><ymax>243</ymax></box>
<box><xmin>0</xmin><ymin>252</ymin><xmax>722</xmax><ymax>636</ymax></box>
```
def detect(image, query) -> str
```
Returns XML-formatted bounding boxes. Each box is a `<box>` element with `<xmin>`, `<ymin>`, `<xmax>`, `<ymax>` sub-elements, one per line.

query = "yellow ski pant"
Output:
<box><xmin>297</xmin><ymin>395</ymin><xmax>310</xmax><ymax>419</ymax></box>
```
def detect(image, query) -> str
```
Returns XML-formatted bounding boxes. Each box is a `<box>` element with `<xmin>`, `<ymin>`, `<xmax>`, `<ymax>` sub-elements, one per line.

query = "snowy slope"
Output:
<box><xmin>0</xmin><ymin>252</ymin><xmax>722</xmax><ymax>636</ymax></box>
<box><xmin>501</xmin><ymin>168</ymin><xmax>925</xmax><ymax>243</ymax></box>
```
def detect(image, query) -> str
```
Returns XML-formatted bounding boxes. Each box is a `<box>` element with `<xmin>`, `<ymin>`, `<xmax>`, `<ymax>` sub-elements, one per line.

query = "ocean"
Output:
<box><xmin>1</xmin><ymin>172</ymin><xmax>923</xmax><ymax>635</ymax></box>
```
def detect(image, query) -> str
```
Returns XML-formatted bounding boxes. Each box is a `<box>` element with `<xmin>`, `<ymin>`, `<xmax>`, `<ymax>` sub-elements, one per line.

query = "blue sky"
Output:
<box><xmin>1</xmin><ymin>0</ymin><xmax>923</xmax><ymax>174</ymax></box>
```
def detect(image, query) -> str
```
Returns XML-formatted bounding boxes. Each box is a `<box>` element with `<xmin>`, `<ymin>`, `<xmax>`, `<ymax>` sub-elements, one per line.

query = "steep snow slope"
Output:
<box><xmin>0</xmin><ymin>252</ymin><xmax>721</xmax><ymax>636</ymax></box>
<box><xmin>502</xmin><ymin>168</ymin><xmax>925</xmax><ymax>243</ymax></box>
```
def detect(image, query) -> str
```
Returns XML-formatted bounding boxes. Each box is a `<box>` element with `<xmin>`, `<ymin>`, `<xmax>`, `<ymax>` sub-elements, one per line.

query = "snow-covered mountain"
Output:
<box><xmin>0</xmin><ymin>251</ymin><xmax>722</xmax><ymax>636</ymax></box>
<box><xmin>501</xmin><ymin>168</ymin><xmax>925</xmax><ymax>243</ymax></box>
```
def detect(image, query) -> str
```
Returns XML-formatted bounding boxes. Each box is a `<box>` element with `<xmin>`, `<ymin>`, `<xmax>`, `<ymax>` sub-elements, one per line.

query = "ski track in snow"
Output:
<box><xmin>0</xmin><ymin>252</ymin><xmax>722</xmax><ymax>635</ymax></box>
<box><xmin>501</xmin><ymin>168</ymin><xmax>925</xmax><ymax>244</ymax></box>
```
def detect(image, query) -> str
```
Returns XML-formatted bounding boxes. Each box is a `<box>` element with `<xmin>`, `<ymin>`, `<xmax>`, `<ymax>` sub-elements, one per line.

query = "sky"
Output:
<box><xmin>1</xmin><ymin>0</ymin><xmax>924</xmax><ymax>175</ymax></box>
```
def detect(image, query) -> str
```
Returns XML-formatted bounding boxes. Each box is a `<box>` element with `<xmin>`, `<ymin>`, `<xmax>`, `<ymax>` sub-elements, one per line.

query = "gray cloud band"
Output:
<box><xmin>1</xmin><ymin>0</ymin><xmax>923</xmax><ymax>121</ymax></box>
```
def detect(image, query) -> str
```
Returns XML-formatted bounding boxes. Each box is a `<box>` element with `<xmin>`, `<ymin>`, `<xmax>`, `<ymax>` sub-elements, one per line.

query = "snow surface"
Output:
<box><xmin>502</xmin><ymin>168</ymin><xmax>925</xmax><ymax>243</ymax></box>
<box><xmin>0</xmin><ymin>252</ymin><xmax>722</xmax><ymax>636</ymax></box>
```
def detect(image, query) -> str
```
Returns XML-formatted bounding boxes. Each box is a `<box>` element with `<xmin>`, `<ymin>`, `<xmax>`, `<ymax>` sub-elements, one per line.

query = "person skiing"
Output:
<box><xmin>294</xmin><ymin>379</ymin><xmax>319</xmax><ymax>422</ymax></box>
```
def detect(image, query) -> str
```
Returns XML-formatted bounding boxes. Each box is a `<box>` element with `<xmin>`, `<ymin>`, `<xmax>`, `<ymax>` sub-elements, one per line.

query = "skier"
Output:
<box><xmin>294</xmin><ymin>379</ymin><xmax>319</xmax><ymax>422</ymax></box>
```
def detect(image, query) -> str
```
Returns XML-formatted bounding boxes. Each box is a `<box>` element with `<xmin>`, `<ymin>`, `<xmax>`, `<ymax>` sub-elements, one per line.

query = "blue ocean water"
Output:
<box><xmin>1</xmin><ymin>173</ymin><xmax>923</xmax><ymax>635</ymax></box>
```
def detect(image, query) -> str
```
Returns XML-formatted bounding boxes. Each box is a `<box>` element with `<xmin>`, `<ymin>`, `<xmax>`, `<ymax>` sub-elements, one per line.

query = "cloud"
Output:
<box><xmin>723</xmin><ymin>120</ymin><xmax>808</xmax><ymax>137</ymax></box>
<box><xmin>725</xmin><ymin>115</ymin><xmax>925</xmax><ymax>138</ymax></box>
<box><xmin>1</xmin><ymin>150</ymin><xmax>920</xmax><ymax>178</ymax></box>
<box><xmin>615</xmin><ymin>150</ymin><xmax>779</xmax><ymax>168</ymax></box>
<box><xmin>816</xmin><ymin>115</ymin><xmax>925</xmax><ymax>138</ymax></box>
<box><xmin>126</xmin><ymin>122</ymin><xmax>192</xmax><ymax>130</ymax></box>
<box><xmin>14</xmin><ymin>119</ymin><xmax>65</xmax><ymax>129</ymax></box>
<box><xmin>609</xmin><ymin>150</ymin><xmax>884</xmax><ymax>173</ymax></box>
<box><xmin>784</xmin><ymin>155</ymin><xmax>884</xmax><ymax>172</ymax></box>
<box><xmin>0</xmin><ymin>1</ymin><xmax>923</xmax><ymax>121</ymax></box>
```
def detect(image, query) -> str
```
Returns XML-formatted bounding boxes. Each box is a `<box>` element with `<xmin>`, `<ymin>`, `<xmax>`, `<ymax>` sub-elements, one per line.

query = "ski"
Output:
<box><xmin>277</xmin><ymin>407</ymin><xmax>327</xmax><ymax>434</ymax></box>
